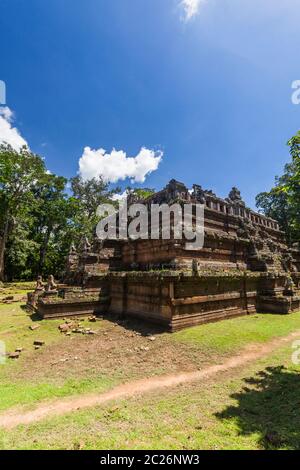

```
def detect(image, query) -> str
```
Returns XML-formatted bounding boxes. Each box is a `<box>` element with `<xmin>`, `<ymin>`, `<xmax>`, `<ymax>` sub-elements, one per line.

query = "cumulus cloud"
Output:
<box><xmin>112</xmin><ymin>190</ymin><xmax>128</xmax><ymax>202</ymax></box>
<box><xmin>180</xmin><ymin>0</ymin><xmax>205</xmax><ymax>21</ymax></box>
<box><xmin>0</xmin><ymin>107</ymin><xmax>28</xmax><ymax>150</ymax></box>
<box><xmin>79</xmin><ymin>146</ymin><xmax>163</xmax><ymax>183</ymax></box>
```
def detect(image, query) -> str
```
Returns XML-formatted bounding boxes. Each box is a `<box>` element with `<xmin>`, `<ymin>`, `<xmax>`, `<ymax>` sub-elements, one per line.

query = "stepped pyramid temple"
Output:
<box><xmin>28</xmin><ymin>180</ymin><xmax>300</xmax><ymax>331</ymax></box>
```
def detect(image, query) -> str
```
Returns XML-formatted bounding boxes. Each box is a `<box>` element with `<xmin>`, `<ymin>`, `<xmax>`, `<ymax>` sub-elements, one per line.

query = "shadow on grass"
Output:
<box><xmin>105</xmin><ymin>314</ymin><xmax>166</xmax><ymax>337</ymax></box>
<box><xmin>20</xmin><ymin>305</ymin><xmax>41</xmax><ymax>322</ymax></box>
<box><xmin>28</xmin><ymin>311</ymin><xmax>42</xmax><ymax>322</ymax></box>
<box><xmin>216</xmin><ymin>366</ymin><xmax>300</xmax><ymax>449</ymax></box>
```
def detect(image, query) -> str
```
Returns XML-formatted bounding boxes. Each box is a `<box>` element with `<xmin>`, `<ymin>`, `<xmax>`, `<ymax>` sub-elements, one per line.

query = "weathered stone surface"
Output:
<box><xmin>27</xmin><ymin>180</ymin><xmax>300</xmax><ymax>331</ymax></box>
<box><xmin>59</xmin><ymin>324</ymin><xmax>70</xmax><ymax>333</ymax></box>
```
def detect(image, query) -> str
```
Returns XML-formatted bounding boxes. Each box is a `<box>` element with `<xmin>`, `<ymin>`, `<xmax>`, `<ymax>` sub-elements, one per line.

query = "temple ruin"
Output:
<box><xmin>28</xmin><ymin>180</ymin><xmax>300</xmax><ymax>331</ymax></box>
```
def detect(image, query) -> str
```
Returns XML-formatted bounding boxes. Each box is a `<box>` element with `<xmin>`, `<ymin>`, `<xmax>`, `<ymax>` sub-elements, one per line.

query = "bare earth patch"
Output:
<box><xmin>9</xmin><ymin>317</ymin><xmax>211</xmax><ymax>385</ymax></box>
<box><xmin>2</xmin><ymin>328</ymin><xmax>300</xmax><ymax>429</ymax></box>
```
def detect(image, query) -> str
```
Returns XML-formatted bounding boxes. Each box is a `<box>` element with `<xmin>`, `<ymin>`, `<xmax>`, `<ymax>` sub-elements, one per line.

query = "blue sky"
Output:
<box><xmin>0</xmin><ymin>0</ymin><xmax>300</xmax><ymax>207</ymax></box>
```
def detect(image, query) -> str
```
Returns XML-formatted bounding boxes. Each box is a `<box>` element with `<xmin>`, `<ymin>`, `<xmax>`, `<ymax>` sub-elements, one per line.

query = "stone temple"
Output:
<box><xmin>28</xmin><ymin>180</ymin><xmax>300</xmax><ymax>331</ymax></box>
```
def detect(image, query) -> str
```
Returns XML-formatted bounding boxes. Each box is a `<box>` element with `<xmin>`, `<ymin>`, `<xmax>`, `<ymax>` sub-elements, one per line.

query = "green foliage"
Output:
<box><xmin>69</xmin><ymin>176</ymin><xmax>120</xmax><ymax>245</ymax></box>
<box><xmin>71</xmin><ymin>176</ymin><xmax>119</xmax><ymax>218</ymax></box>
<box><xmin>256</xmin><ymin>131</ymin><xmax>300</xmax><ymax>245</ymax></box>
<box><xmin>28</xmin><ymin>173</ymin><xmax>74</xmax><ymax>277</ymax></box>
<box><xmin>5</xmin><ymin>224</ymin><xmax>39</xmax><ymax>280</ymax></box>
<box><xmin>0</xmin><ymin>144</ymin><xmax>47</xmax><ymax>280</ymax></box>
<box><xmin>0</xmin><ymin>145</ymin><xmax>153</xmax><ymax>280</ymax></box>
<box><xmin>126</xmin><ymin>187</ymin><xmax>155</xmax><ymax>200</ymax></box>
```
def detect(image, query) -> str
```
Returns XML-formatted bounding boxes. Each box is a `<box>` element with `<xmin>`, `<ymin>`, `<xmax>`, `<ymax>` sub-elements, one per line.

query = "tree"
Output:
<box><xmin>70</xmin><ymin>176</ymin><xmax>120</xmax><ymax>244</ymax></box>
<box><xmin>0</xmin><ymin>144</ymin><xmax>46</xmax><ymax>281</ymax></box>
<box><xmin>5</xmin><ymin>223</ymin><xmax>39</xmax><ymax>280</ymax></box>
<box><xmin>256</xmin><ymin>131</ymin><xmax>300</xmax><ymax>245</ymax></box>
<box><xmin>29</xmin><ymin>173</ymin><xmax>71</xmax><ymax>277</ymax></box>
<box><xmin>0</xmin><ymin>145</ymin><xmax>157</xmax><ymax>281</ymax></box>
<box><xmin>126</xmin><ymin>187</ymin><xmax>155</xmax><ymax>200</ymax></box>
<box><xmin>285</xmin><ymin>131</ymin><xmax>300</xmax><ymax>239</ymax></box>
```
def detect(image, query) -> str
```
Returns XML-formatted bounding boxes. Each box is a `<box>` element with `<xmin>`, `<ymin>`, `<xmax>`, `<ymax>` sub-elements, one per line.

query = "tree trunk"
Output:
<box><xmin>38</xmin><ymin>229</ymin><xmax>51</xmax><ymax>276</ymax></box>
<box><xmin>0</xmin><ymin>218</ymin><xmax>9</xmax><ymax>282</ymax></box>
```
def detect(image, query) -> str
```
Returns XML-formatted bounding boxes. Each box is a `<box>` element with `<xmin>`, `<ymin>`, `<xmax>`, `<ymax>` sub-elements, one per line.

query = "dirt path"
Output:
<box><xmin>1</xmin><ymin>330</ymin><xmax>300</xmax><ymax>429</ymax></box>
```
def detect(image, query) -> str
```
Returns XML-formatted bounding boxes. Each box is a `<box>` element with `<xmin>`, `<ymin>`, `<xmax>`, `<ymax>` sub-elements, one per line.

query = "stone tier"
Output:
<box><xmin>30</xmin><ymin>270</ymin><xmax>300</xmax><ymax>330</ymax></box>
<box><xmin>30</xmin><ymin>179</ymin><xmax>300</xmax><ymax>331</ymax></box>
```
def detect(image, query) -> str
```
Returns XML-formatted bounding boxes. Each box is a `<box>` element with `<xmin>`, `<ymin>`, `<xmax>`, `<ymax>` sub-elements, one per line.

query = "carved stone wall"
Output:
<box><xmin>31</xmin><ymin>180</ymin><xmax>300</xmax><ymax>330</ymax></box>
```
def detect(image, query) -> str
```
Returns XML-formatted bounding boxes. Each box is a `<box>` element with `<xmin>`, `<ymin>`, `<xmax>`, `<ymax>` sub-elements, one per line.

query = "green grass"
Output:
<box><xmin>0</xmin><ymin>302</ymin><xmax>114</xmax><ymax>411</ymax></box>
<box><xmin>1</xmin><ymin>281</ymin><xmax>35</xmax><ymax>291</ymax></box>
<box><xmin>0</xmin><ymin>303</ymin><xmax>66</xmax><ymax>355</ymax></box>
<box><xmin>1</xmin><ymin>303</ymin><xmax>300</xmax><ymax>412</ymax></box>
<box><xmin>173</xmin><ymin>312</ymin><xmax>300</xmax><ymax>354</ymax></box>
<box><xmin>0</xmin><ymin>281</ymin><xmax>35</xmax><ymax>298</ymax></box>
<box><xmin>0</xmin><ymin>345</ymin><xmax>298</xmax><ymax>450</ymax></box>
<box><xmin>1</xmin><ymin>299</ymin><xmax>300</xmax><ymax>449</ymax></box>
<box><xmin>0</xmin><ymin>377</ymin><xmax>114</xmax><ymax>412</ymax></box>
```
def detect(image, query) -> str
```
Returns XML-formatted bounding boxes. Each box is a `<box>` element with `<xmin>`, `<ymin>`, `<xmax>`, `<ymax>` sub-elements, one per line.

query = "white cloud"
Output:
<box><xmin>112</xmin><ymin>190</ymin><xmax>128</xmax><ymax>202</ymax></box>
<box><xmin>0</xmin><ymin>107</ymin><xmax>28</xmax><ymax>150</ymax></box>
<box><xmin>180</xmin><ymin>0</ymin><xmax>205</xmax><ymax>21</ymax></box>
<box><xmin>79</xmin><ymin>146</ymin><xmax>163</xmax><ymax>183</ymax></box>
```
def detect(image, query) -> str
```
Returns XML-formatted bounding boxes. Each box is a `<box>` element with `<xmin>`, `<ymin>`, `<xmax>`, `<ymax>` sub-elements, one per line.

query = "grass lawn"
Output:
<box><xmin>1</xmin><ymin>284</ymin><xmax>300</xmax><ymax>450</ymax></box>
<box><xmin>0</xmin><ymin>345</ymin><xmax>299</xmax><ymax>450</ymax></box>
<box><xmin>173</xmin><ymin>311</ymin><xmax>300</xmax><ymax>354</ymax></box>
<box><xmin>0</xmin><ymin>282</ymin><xmax>116</xmax><ymax>410</ymax></box>
<box><xmin>0</xmin><ymin>302</ymin><xmax>115</xmax><ymax>411</ymax></box>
